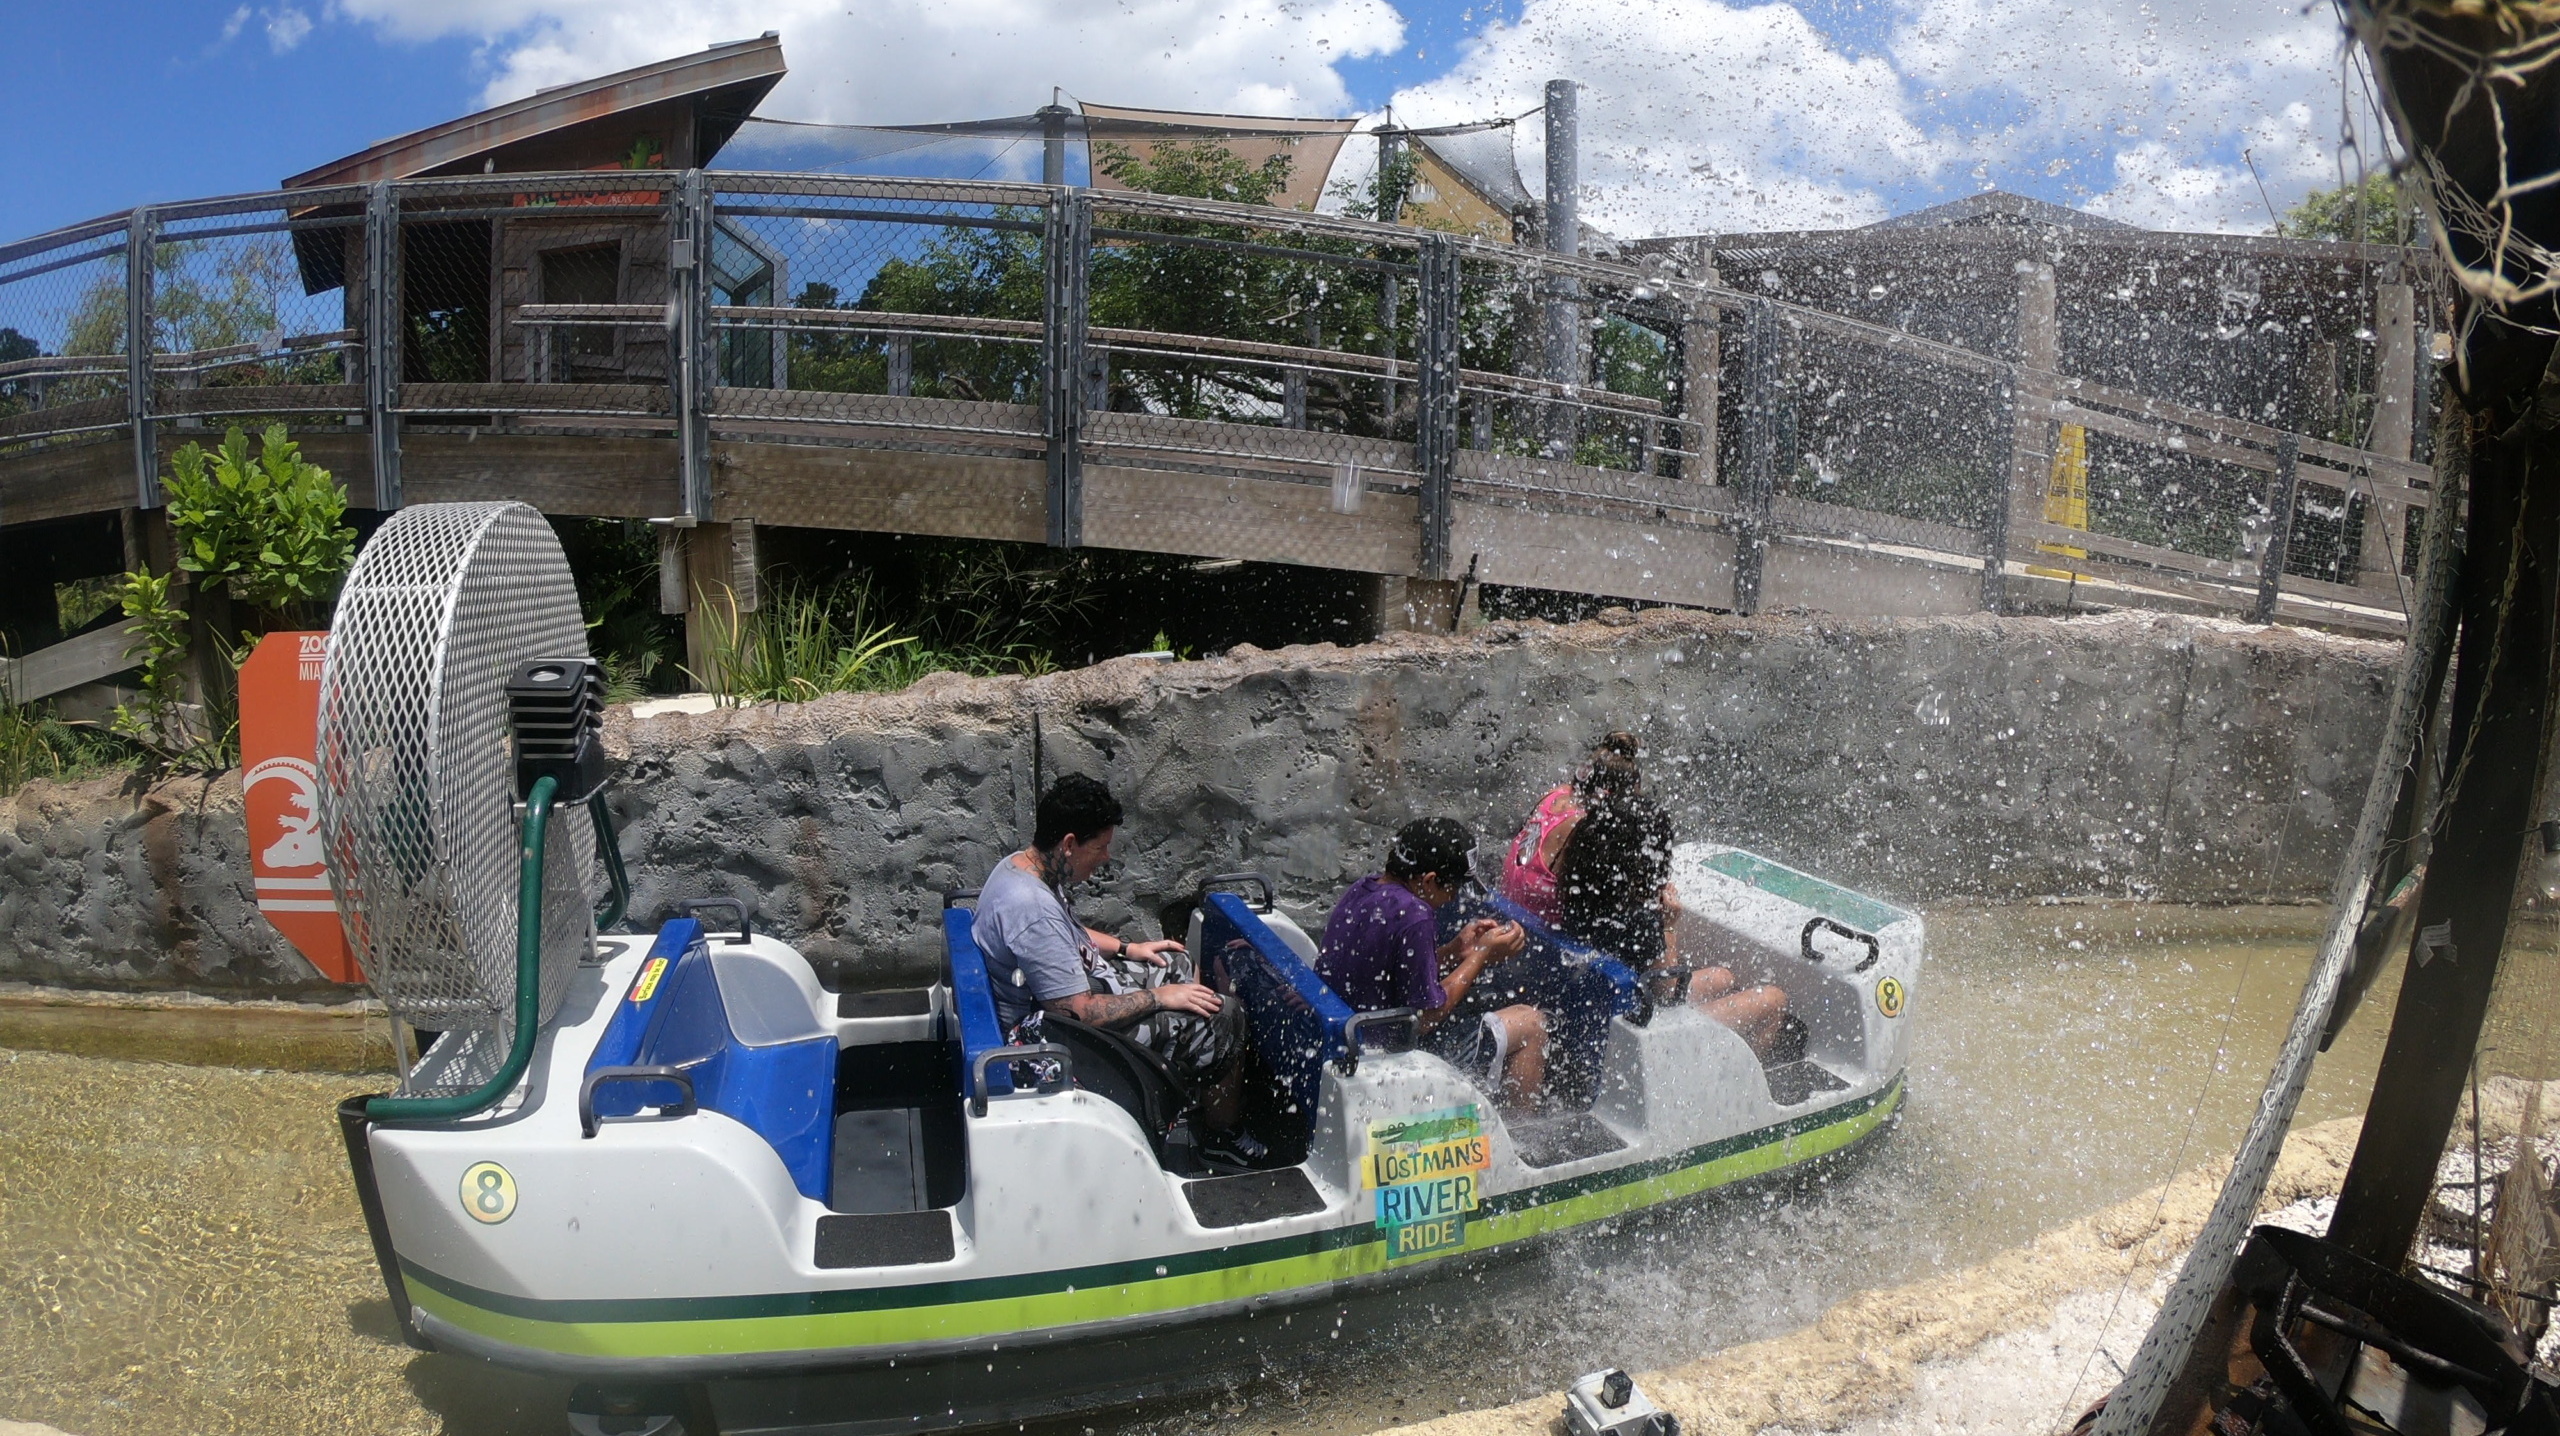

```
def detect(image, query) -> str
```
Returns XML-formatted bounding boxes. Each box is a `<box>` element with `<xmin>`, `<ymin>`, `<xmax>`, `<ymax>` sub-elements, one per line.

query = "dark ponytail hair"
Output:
<box><xmin>1576</xmin><ymin>730</ymin><xmax>1644</xmax><ymax>803</ymax></box>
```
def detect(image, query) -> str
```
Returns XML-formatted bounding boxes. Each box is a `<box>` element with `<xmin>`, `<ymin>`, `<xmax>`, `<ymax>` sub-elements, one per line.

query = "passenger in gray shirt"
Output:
<box><xmin>973</xmin><ymin>775</ymin><xmax>1242</xmax><ymax>1133</ymax></box>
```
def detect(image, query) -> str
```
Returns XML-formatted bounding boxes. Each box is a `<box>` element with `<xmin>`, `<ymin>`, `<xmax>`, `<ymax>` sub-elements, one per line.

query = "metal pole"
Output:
<box><xmin>669</xmin><ymin>171</ymin><xmax>713</xmax><ymax>520</ymax></box>
<box><xmin>1416</xmin><ymin>234</ymin><xmax>1460</xmax><ymax>581</ymax></box>
<box><xmin>363</xmin><ymin>181</ymin><xmax>403</xmax><ymax>510</ymax></box>
<box><xmin>1543</xmin><ymin>80</ymin><xmax>1583</xmax><ymax>455</ymax></box>
<box><xmin>1038</xmin><ymin>104</ymin><xmax>1071</xmax><ymax>188</ymax></box>
<box><xmin>126</xmin><ymin>207</ymin><xmax>159</xmax><ymax>509</ymax></box>
<box><xmin>1379</xmin><ymin>129</ymin><xmax>1403</xmax><ymax>425</ymax></box>
<box><xmin>1043</xmin><ymin>191</ymin><xmax>1091</xmax><ymax>549</ymax></box>
<box><xmin>1732</xmin><ymin>298</ymin><xmax>1777</xmax><ymax>615</ymax></box>
<box><xmin>2250</xmin><ymin>434</ymin><xmax>2301</xmax><ymax>624</ymax></box>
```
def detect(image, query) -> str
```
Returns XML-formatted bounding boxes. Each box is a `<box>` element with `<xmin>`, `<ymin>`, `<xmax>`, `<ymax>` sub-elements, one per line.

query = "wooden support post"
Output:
<box><xmin>1992</xmin><ymin>260</ymin><xmax>2059</xmax><ymax>613</ymax></box>
<box><xmin>2360</xmin><ymin>281</ymin><xmax>2417</xmax><ymax>586</ymax></box>
<box><xmin>676</xmin><ymin>519</ymin><xmax>756</xmax><ymax>692</ymax></box>
<box><xmin>362</xmin><ymin>178</ymin><xmax>403</xmax><ymax>509</ymax></box>
<box><xmin>1681</xmin><ymin>300</ymin><xmax>1720</xmax><ymax>485</ymax></box>
<box><xmin>1365</xmin><ymin>575</ymin><xmax>1461</xmax><ymax>637</ymax></box>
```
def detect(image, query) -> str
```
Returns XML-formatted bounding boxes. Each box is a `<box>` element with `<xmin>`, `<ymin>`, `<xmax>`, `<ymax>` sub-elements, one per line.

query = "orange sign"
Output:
<box><xmin>239</xmin><ymin>631</ymin><xmax>359</xmax><ymax>984</ymax></box>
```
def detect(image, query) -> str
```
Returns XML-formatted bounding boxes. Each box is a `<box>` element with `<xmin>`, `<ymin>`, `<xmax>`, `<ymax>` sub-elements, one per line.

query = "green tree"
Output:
<box><xmin>114</xmin><ymin>424</ymin><xmax>356</xmax><ymax>766</ymax></box>
<box><xmin>162</xmin><ymin>425</ymin><xmax>356</xmax><ymax>624</ymax></box>
<box><xmin>2283</xmin><ymin>171</ymin><xmax>2418</xmax><ymax>245</ymax></box>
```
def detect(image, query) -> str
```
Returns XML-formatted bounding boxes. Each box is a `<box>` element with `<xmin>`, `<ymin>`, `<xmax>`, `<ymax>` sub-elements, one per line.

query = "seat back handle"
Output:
<box><xmin>1800</xmin><ymin>916</ymin><xmax>1881</xmax><ymax>973</ymax></box>
<box><xmin>1200</xmin><ymin>873</ymin><xmax>1276</xmax><ymax>911</ymax></box>
<box><xmin>580</xmin><ymin>1064</ymin><xmax>698</xmax><ymax>1138</ymax></box>
<box><xmin>1336</xmin><ymin>1007</ymin><xmax>1421</xmax><ymax>1075</ymax></box>
<box><xmin>670</xmin><ymin>898</ymin><xmax>753</xmax><ymax>945</ymax></box>
<box><xmin>970</xmin><ymin>1042</ymin><xmax>1073</xmax><ymax>1117</ymax></box>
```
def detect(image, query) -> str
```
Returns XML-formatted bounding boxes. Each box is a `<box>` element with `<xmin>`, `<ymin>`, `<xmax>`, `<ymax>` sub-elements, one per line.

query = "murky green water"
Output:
<box><xmin>0</xmin><ymin>905</ymin><xmax>2403</xmax><ymax>1436</ymax></box>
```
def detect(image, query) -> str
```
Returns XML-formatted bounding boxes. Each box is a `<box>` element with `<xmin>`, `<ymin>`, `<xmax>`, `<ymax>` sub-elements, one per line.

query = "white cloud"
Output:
<box><xmin>265</xmin><ymin>6</ymin><xmax>313</xmax><ymax>53</ymax></box>
<box><xmin>328</xmin><ymin>0</ymin><xmax>2367</xmax><ymax>236</ymax></box>
<box><xmin>333</xmin><ymin>0</ymin><xmax>1404</xmax><ymax>126</ymax></box>
<box><xmin>218</xmin><ymin>6</ymin><xmax>251</xmax><ymax>45</ymax></box>
<box><xmin>1891</xmin><ymin>0</ymin><xmax>2358</xmax><ymax>232</ymax></box>
<box><xmin>1384</xmin><ymin>0</ymin><xmax>1943</xmax><ymax>235</ymax></box>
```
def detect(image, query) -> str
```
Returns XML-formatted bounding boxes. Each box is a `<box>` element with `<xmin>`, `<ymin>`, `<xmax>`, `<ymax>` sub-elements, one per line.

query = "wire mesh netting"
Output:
<box><xmin>705</xmin><ymin>178</ymin><xmax>1047</xmax><ymax>445</ymax></box>
<box><xmin>394</xmin><ymin>172</ymin><xmax>680</xmax><ymax>434</ymax></box>
<box><xmin>0</xmin><ymin>220</ymin><xmax>133</xmax><ymax>450</ymax></box>
<box><xmin>0</xmin><ymin>168</ymin><xmax>2439</xmax><ymax>633</ymax></box>
<box><xmin>1768</xmin><ymin>318</ymin><xmax>2005</xmax><ymax>537</ymax></box>
<box><xmin>317</xmin><ymin>500</ymin><xmax>596</xmax><ymax>1095</ymax></box>
<box><xmin>150</xmin><ymin>200</ymin><xmax>361</xmax><ymax>435</ymax></box>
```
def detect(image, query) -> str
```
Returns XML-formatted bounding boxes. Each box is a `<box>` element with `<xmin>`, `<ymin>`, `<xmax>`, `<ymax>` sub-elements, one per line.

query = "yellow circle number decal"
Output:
<box><xmin>1874</xmin><ymin>976</ymin><xmax>1907</xmax><ymax>1019</ymax></box>
<box><xmin>460</xmin><ymin>1161</ymin><xmax>518</xmax><ymax>1224</ymax></box>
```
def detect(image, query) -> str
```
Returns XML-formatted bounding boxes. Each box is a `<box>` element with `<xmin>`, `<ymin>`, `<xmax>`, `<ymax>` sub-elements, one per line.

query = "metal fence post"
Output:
<box><xmin>125</xmin><ymin>207</ymin><xmax>159</xmax><ymax>509</ymax></box>
<box><xmin>2251</xmin><ymin>434</ymin><xmax>2302</xmax><ymax>624</ymax></box>
<box><xmin>1992</xmin><ymin>260</ymin><xmax>2059</xmax><ymax>613</ymax></box>
<box><xmin>1679</xmin><ymin>297</ymin><xmax>1720</xmax><ymax>486</ymax></box>
<box><xmin>363</xmin><ymin>181</ymin><xmax>403</xmax><ymax>510</ymax></box>
<box><xmin>1043</xmin><ymin>190</ymin><xmax>1091</xmax><ymax>549</ymax></box>
<box><xmin>1731</xmin><ymin>298</ymin><xmax>1778</xmax><ymax>615</ymax></box>
<box><xmin>1416</xmin><ymin>234</ymin><xmax>1461</xmax><ymax>581</ymax></box>
<box><xmin>669</xmin><ymin>170</ymin><xmax>713</xmax><ymax>520</ymax></box>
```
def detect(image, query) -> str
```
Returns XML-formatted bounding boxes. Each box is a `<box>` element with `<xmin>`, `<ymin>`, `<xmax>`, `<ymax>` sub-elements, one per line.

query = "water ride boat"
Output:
<box><xmin>314</xmin><ymin>503</ymin><xmax>1923</xmax><ymax>1435</ymax></box>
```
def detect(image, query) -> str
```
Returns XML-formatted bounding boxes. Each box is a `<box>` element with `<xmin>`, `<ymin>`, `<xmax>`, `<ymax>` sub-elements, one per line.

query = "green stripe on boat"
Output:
<box><xmin>401</xmin><ymin>1077</ymin><xmax>1904</xmax><ymax>1361</ymax></box>
<box><xmin>1696</xmin><ymin>850</ymin><xmax>1913</xmax><ymax>934</ymax></box>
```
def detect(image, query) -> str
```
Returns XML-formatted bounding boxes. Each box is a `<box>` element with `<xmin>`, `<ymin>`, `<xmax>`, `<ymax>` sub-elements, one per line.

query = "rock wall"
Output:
<box><xmin>0</xmin><ymin>609</ymin><xmax>2396</xmax><ymax>992</ymax></box>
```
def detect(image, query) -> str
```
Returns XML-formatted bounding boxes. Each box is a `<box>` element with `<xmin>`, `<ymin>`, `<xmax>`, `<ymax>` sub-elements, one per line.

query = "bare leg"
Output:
<box><xmin>1493</xmin><ymin>1004</ymin><xmax>1547</xmax><ymax>1113</ymax></box>
<box><xmin>1685</xmin><ymin>965</ymin><xmax>1738</xmax><ymax>1004</ymax></box>
<box><xmin>1705</xmin><ymin>986</ymin><xmax>1790</xmax><ymax>1057</ymax></box>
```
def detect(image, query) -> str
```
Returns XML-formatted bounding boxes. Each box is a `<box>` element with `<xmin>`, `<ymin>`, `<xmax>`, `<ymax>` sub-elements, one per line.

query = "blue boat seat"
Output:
<box><xmin>1204</xmin><ymin>892</ymin><xmax>1355</xmax><ymax>1132</ymax></box>
<box><xmin>585</xmin><ymin>918</ymin><xmax>839</xmax><ymax>1204</ymax></box>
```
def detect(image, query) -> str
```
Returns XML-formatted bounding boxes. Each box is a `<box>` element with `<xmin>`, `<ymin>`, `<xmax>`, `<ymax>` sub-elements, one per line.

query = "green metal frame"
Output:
<box><xmin>366</xmin><ymin>774</ymin><xmax>559</xmax><ymax>1124</ymax></box>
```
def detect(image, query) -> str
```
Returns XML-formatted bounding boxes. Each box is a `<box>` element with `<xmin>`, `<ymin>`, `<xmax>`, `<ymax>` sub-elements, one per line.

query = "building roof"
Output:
<box><xmin>282</xmin><ymin>34</ymin><xmax>787</xmax><ymax>188</ymax></box>
<box><xmin>1860</xmin><ymin>190</ymin><xmax>2136</xmax><ymax>233</ymax></box>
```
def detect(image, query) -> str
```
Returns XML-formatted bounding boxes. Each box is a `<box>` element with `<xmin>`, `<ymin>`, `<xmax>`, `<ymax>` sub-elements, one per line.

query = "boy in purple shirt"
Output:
<box><xmin>1317</xmin><ymin>818</ymin><xmax>1547</xmax><ymax>1110</ymax></box>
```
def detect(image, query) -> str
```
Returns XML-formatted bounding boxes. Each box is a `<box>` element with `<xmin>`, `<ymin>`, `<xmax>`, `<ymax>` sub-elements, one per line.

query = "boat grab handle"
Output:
<box><xmin>971</xmin><ymin>1042</ymin><xmax>1072</xmax><ymax>1117</ymax></box>
<box><xmin>943</xmin><ymin>888</ymin><xmax>980</xmax><ymax>909</ymax></box>
<box><xmin>1200</xmin><ymin>873</ymin><xmax>1275</xmax><ymax>911</ymax></box>
<box><xmin>580</xmin><ymin>1064</ymin><xmax>698</xmax><ymax>1138</ymax></box>
<box><xmin>1800</xmin><ymin>917</ymin><xmax>1881</xmax><ymax>973</ymax></box>
<box><xmin>1646</xmin><ymin>965</ymin><xmax>1699</xmax><ymax>1009</ymax></box>
<box><xmin>670</xmin><ymin>898</ymin><xmax>753</xmax><ymax>945</ymax></box>
<box><xmin>1336</xmin><ymin>1008</ymin><xmax>1421</xmax><ymax>1075</ymax></box>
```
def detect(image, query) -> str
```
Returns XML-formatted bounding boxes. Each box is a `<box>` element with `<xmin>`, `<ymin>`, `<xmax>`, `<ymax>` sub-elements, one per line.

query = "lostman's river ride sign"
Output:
<box><xmin>1365</xmin><ymin>1105</ymin><xmax>1490</xmax><ymax>1258</ymax></box>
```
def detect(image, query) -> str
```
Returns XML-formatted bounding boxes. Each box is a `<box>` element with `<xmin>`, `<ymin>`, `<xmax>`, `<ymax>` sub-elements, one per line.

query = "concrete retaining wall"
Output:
<box><xmin>0</xmin><ymin>609</ymin><xmax>2396</xmax><ymax>992</ymax></box>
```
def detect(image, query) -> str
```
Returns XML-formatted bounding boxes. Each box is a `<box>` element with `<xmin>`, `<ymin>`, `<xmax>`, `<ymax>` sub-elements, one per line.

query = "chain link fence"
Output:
<box><xmin>0</xmin><ymin>170</ymin><xmax>2430</xmax><ymax>632</ymax></box>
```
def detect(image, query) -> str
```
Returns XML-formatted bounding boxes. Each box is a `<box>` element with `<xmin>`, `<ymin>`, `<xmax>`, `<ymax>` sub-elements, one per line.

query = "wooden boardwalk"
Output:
<box><xmin>0</xmin><ymin>172</ymin><xmax>2427</xmax><ymax>693</ymax></box>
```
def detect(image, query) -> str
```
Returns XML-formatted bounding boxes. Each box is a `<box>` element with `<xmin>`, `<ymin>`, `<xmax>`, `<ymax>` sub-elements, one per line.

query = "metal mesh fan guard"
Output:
<box><xmin>316</xmin><ymin>502</ymin><xmax>595</xmax><ymax>1088</ymax></box>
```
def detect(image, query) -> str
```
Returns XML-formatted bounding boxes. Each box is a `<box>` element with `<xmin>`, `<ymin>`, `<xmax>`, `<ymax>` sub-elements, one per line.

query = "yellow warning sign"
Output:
<box><xmin>629</xmin><ymin>956</ymin><xmax>669</xmax><ymax>1004</ymax></box>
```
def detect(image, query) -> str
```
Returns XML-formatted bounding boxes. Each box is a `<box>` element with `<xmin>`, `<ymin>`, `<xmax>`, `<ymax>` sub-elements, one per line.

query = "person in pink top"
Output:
<box><xmin>1504</xmin><ymin>733</ymin><xmax>1653</xmax><ymax>927</ymax></box>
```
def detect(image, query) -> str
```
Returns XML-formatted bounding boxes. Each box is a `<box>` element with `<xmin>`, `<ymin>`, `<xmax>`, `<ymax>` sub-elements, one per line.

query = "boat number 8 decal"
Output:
<box><xmin>460</xmin><ymin>1161</ymin><xmax>517</xmax><ymax>1224</ymax></box>
<box><xmin>1874</xmin><ymin>977</ymin><xmax>1905</xmax><ymax>1019</ymax></box>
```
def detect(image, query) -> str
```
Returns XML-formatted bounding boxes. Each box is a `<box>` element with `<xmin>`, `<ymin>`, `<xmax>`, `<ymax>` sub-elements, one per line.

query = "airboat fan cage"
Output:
<box><xmin>316</xmin><ymin>501</ymin><xmax>596</xmax><ymax>1092</ymax></box>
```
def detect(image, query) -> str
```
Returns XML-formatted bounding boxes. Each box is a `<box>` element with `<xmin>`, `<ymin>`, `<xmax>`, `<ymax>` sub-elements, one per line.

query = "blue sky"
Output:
<box><xmin>1</xmin><ymin>0</ymin><xmax>2364</xmax><ymax>244</ymax></box>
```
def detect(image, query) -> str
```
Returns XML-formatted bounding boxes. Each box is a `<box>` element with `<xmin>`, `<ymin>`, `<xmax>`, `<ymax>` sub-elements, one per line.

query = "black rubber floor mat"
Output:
<box><xmin>814</xmin><ymin>1210</ymin><xmax>956</xmax><ymax>1268</ymax></box>
<box><xmin>838</xmin><ymin>988</ymin><xmax>934</xmax><ymax>1020</ymax></box>
<box><xmin>1510</xmin><ymin>1111</ymin><xmax>1629</xmax><ymax>1169</ymax></box>
<box><xmin>1765</xmin><ymin>1060</ymin><xmax>1851</xmax><ymax>1107</ymax></box>
<box><xmin>1184</xmin><ymin>1167</ymin><xmax>1327</xmax><ymax>1229</ymax></box>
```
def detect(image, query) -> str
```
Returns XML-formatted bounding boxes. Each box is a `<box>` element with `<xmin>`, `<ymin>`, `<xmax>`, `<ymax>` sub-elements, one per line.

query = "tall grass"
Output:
<box><xmin>0</xmin><ymin>703</ymin><xmax>135</xmax><ymax>794</ymax></box>
<box><xmin>685</xmin><ymin>581</ymin><xmax>923</xmax><ymax>702</ymax></box>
